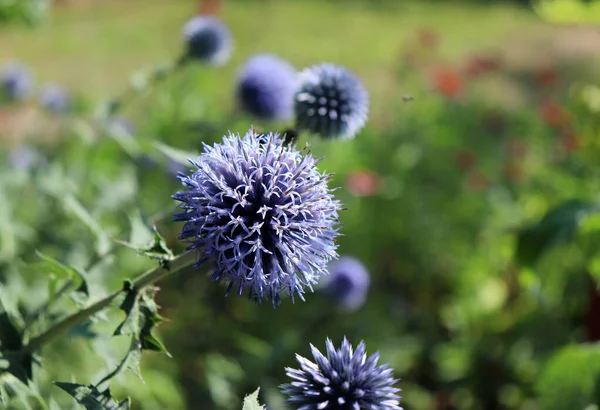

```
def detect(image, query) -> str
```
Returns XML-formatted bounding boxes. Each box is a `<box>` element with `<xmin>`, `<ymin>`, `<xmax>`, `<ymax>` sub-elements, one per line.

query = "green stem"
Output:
<box><xmin>23</xmin><ymin>251</ymin><xmax>196</xmax><ymax>353</ymax></box>
<box><xmin>109</xmin><ymin>54</ymin><xmax>188</xmax><ymax>115</ymax></box>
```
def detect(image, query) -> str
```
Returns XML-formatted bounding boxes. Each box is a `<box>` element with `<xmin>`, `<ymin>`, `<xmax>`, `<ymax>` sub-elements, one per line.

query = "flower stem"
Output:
<box><xmin>23</xmin><ymin>251</ymin><xmax>196</xmax><ymax>353</ymax></box>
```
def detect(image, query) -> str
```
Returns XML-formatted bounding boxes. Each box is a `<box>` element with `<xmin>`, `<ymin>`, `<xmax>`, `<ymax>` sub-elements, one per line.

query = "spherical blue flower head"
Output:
<box><xmin>295</xmin><ymin>64</ymin><xmax>368</xmax><ymax>140</ymax></box>
<box><xmin>281</xmin><ymin>337</ymin><xmax>402</xmax><ymax>410</ymax></box>
<box><xmin>1</xmin><ymin>62</ymin><xmax>33</xmax><ymax>102</ymax></box>
<box><xmin>172</xmin><ymin>129</ymin><xmax>341</xmax><ymax>305</ymax></box>
<box><xmin>235</xmin><ymin>54</ymin><xmax>297</xmax><ymax>121</ymax></box>
<box><xmin>39</xmin><ymin>83</ymin><xmax>71</xmax><ymax>114</ymax></box>
<box><xmin>323</xmin><ymin>256</ymin><xmax>370</xmax><ymax>311</ymax></box>
<box><xmin>182</xmin><ymin>16</ymin><xmax>232</xmax><ymax>65</ymax></box>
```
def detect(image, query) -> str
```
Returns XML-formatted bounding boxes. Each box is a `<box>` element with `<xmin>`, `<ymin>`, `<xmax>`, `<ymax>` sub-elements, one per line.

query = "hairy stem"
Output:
<box><xmin>23</xmin><ymin>251</ymin><xmax>196</xmax><ymax>353</ymax></box>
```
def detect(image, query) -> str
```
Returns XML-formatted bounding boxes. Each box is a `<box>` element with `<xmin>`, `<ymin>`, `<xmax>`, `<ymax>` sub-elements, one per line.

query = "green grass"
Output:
<box><xmin>0</xmin><ymin>0</ymin><xmax>546</xmax><ymax>121</ymax></box>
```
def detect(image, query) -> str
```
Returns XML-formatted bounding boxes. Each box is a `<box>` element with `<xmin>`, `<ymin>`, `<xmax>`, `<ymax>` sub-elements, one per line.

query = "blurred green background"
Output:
<box><xmin>2</xmin><ymin>0</ymin><xmax>600</xmax><ymax>409</ymax></box>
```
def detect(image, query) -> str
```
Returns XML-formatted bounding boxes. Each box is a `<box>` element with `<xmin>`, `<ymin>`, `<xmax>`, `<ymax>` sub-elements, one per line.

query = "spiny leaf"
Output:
<box><xmin>515</xmin><ymin>200</ymin><xmax>599</xmax><ymax>267</ymax></box>
<box><xmin>0</xmin><ymin>302</ymin><xmax>31</xmax><ymax>385</ymax></box>
<box><xmin>54</xmin><ymin>382</ymin><xmax>130</xmax><ymax>410</ymax></box>
<box><xmin>114</xmin><ymin>225</ymin><xmax>174</xmax><ymax>267</ymax></box>
<box><xmin>138</xmin><ymin>289</ymin><xmax>170</xmax><ymax>356</ymax></box>
<box><xmin>113</xmin><ymin>281</ymin><xmax>139</xmax><ymax>337</ymax></box>
<box><xmin>242</xmin><ymin>388</ymin><xmax>266</xmax><ymax>410</ymax></box>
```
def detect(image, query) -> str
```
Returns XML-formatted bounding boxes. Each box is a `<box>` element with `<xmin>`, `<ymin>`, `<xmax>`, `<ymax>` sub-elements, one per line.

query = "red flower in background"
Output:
<box><xmin>463</xmin><ymin>55</ymin><xmax>501</xmax><ymax>77</ymax></box>
<box><xmin>559</xmin><ymin>129</ymin><xmax>582</xmax><ymax>153</ymax></box>
<box><xmin>198</xmin><ymin>0</ymin><xmax>221</xmax><ymax>15</ymax></box>
<box><xmin>455</xmin><ymin>150</ymin><xmax>477</xmax><ymax>171</ymax></box>
<box><xmin>417</xmin><ymin>27</ymin><xmax>439</xmax><ymax>49</ymax></box>
<box><xmin>346</xmin><ymin>170</ymin><xmax>381</xmax><ymax>197</ymax></box>
<box><xmin>535</xmin><ymin>66</ymin><xmax>560</xmax><ymax>88</ymax></box>
<box><xmin>538</xmin><ymin>99</ymin><xmax>569</xmax><ymax>129</ymax></box>
<box><xmin>432</xmin><ymin>68</ymin><xmax>463</xmax><ymax>99</ymax></box>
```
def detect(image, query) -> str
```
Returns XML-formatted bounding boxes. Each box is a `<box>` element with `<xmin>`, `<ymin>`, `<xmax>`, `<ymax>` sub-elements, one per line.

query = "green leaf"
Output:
<box><xmin>115</xmin><ymin>225</ymin><xmax>174</xmax><ymax>268</ymax></box>
<box><xmin>515</xmin><ymin>200</ymin><xmax>599</xmax><ymax>267</ymax></box>
<box><xmin>242</xmin><ymin>388</ymin><xmax>265</xmax><ymax>410</ymax></box>
<box><xmin>35</xmin><ymin>251</ymin><xmax>89</xmax><ymax>305</ymax></box>
<box><xmin>54</xmin><ymin>382</ymin><xmax>130</xmax><ymax>410</ymax></box>
<box><xmin>63</xmin><ymin>194</ymin><xmax>112</xmax><ymax>256</ymax></box>
<box><xmin>0</xmin><ymin>301</ymin><xmax>32</xmax><ymax>385</ymax></box>
<box><xmin>537</xmin><ymin>344</ymin><xmax>600</xmax><ymax>410</ymax></box>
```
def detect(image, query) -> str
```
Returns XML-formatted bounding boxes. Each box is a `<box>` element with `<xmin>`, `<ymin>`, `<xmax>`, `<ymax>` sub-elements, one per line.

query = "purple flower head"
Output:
<box><xmin>182</xmin><ymin>16</ymin><xmax>232</xmax><ymax>65</ymax></box>
<box><xmin>281</xmin><ymin>337</ymin><xmax>402</xmax><ymax>410</ymax></box>
<box><xmin>172</xmin><ymin>129</ymin><xmax>341</xmax><ymax>305</ymax></box>
<box><xmin>39</xmin><ymin>83</ymin><xmax>71</xmax><ymax>114</ymax></box>
<box><xmin>8</xmin><ymin>146</ymin><xmax>44</xmax><ymax>171</ymax></box>
<box><xmin>295</xmin><ymin>64</ymin><xmax>368</xmax><ymax>140</ymax></box>
<box><xmin>323</xmin><ymin>256</ymin><xmax>370</xmax><ymax>311</ymax></box>
<box><xmin>1</xmin><ymin>61</ymin><xmax>33</xmax><ymax>102</ymax></box>
<box><xmin>235</xmin><ymin>54</ymin><xmax>297</xmax><ymax>121</ymax></box>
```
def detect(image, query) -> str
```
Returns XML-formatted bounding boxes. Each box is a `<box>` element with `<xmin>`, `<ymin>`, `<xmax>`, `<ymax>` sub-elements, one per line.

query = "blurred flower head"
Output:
<box><xmin>105</xmin><ymin>116</ymin><xmax>136</xmax><ymax>139</ymax></box>
<box><xmin>235</xmin><ymin>54</ymin><xmax>297</xmax><ymax>121</ymax></box>
<box><xmin>417</xmin><ymin>27</ymin><xmax>439</xmax><ymax>49</ymax></box>
<box><xmin>432</xmin><ymin>67</ymin><xmax>463</xmax><ymax>99</ymax></box>
<box><xmin>322</xmin><ymin>256</ymin><xmax>370</xmax><ymax>311</ymax></box>
<box><xmin>1</xmin><ymin>61</ymin><xmax>33</xmax><ymax>102</ymax></box>
<box><xmin>182</xmin><ymin>15</ymin><xmax>232</xmax><ymax>65</ymax></box>
<box><xmin>463</xmin><ymin>55</ymin><xmax>501</xmax><ymax>77</ymax></box>
<box><xmin>8</xmin><ymin>145</ymin><xmax>44</xmax><ymax>171</ymax></box>
<box><xmin>281</xmin><ymin>337</ymin><xmax>402</xmax><ymax>409</ymax></box>
<box><xmin>39</xmin><ymin>83</ymin><xmax>71</xmax><ymax>115</ymax></box>
<box><xmin>346</xmin><ymin>170</ymin><xmax>381</xmax><ymax>197</ymax></box>
<box><xmin>295</xmin><ymin>63</ymin><xmax>369</xmax><ymax>140</ymax></box>
<box><xmin>173</xmin><ymin>129</ymin><xmax>341</xmax><ymax>305</ymax></box>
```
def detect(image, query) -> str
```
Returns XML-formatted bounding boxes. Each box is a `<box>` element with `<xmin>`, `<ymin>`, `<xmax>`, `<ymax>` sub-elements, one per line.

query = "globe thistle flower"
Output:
<box><xmin>235</xmin><ymin>54</ymin><xmax>297</xmax><ymax>121</ymax></box>
<box><xmin>1</xmin><ymin>61</ymin><xmax>33</xmax><ymax>102</ymax></box>
<box><xmin>39</xmin><ymin>83</ymin><xmax>71</xmax><ymax>114</ymax></box>
<box><xmin>172</xmin><ymin>129</ymin><xmax>341</xmax><ymax>305</ymax></box>
<box><xmin>281</xmin><ymin>337</ymin><xmax>402</xmax><ymax>409</ymax></box>
<box><xmin>294</xmin><ymin>64</ymin><xmax>368</xmax><ymax>140</ymax></box>
<box><xmin>182</xmin><ymin>16</ymin><xmax>232</xmax><ymax>65</ymax></box>
<box><xmin>322</xmin><ymin>256</ymin><xmax>370</xmax><ymax>311</ymax></box>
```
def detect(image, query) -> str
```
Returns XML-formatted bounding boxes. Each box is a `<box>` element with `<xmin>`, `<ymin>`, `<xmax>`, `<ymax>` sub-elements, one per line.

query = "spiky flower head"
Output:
<box><xmin>182</xmin><ymin>15</ymin><xmax>232</xmax><ymax>65</ymax></box>
<box><xmin>172</xmin><ymin>128</ymin><xmax>341</xmax><ymax>305</ymax></box>
<box><xmin>281</xmin><ymin>337</ymin><xmax>402</xmax><ymax>410</ymax></box>
<box><xmin>1</xmin><ymin>61</ymin><xmax>33</xmax><ymax>102</ymax></box>
<box><xmin>294</xmin><ymin>64</ymin><xmax>368</xmax><ymax>140</ymax></box>
<box><xmin>322</xmin><ymin>256</ymin><xmax>370</xmax><ymax>311</ymax></box>
<box><xmin>235</xmin><ymin>54</ymin><xmax>297</xmax><ymax>121</ymax></box>
<box><xmin>39</xmin><ymin>83</ymin><xmax>71</xmax><ymax>114</ymax></box>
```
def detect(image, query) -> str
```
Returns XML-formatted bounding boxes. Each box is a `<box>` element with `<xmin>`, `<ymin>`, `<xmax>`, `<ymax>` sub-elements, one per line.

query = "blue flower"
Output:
<box><xmin>182</xmin><ymin>16</ymin><xmax>232</xmax><ymax>65</ymax></box>
<box><xmin>39</xmin><ymin>83</ymin><xmax>71</xmax><ymax>114</ymax></box>
<box><xmin>281</xmin><ymin>337</ymin><xmax>402</xmax><ymax>410</ymax></box>
<box><xmin>1</xmin><ymin>61</ymin><xmax>33</xmax><ymax>102</ymax></box>
<box><xmin>235</xmin><ymin>54</ymin><xmax>297</xmax><ymax>121</ymax></box>
<box><xmin>322</xmin><ymin>256</ymin><xmax>370</xmax><ymax>311</ymax></box>
<box><xmin>172</xmin><ymin>129</ymin><xmax>341</xmax><ymax>305</ymax></box>
<box><xmin>8</xmin><ymin>146</ymin><xmax>44</xmax><ymax>171</ymax></box>
<box><xmin>295</xmin><ymin>64</ymin><xmax>368</xmax><ymax>140</ymax></box>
